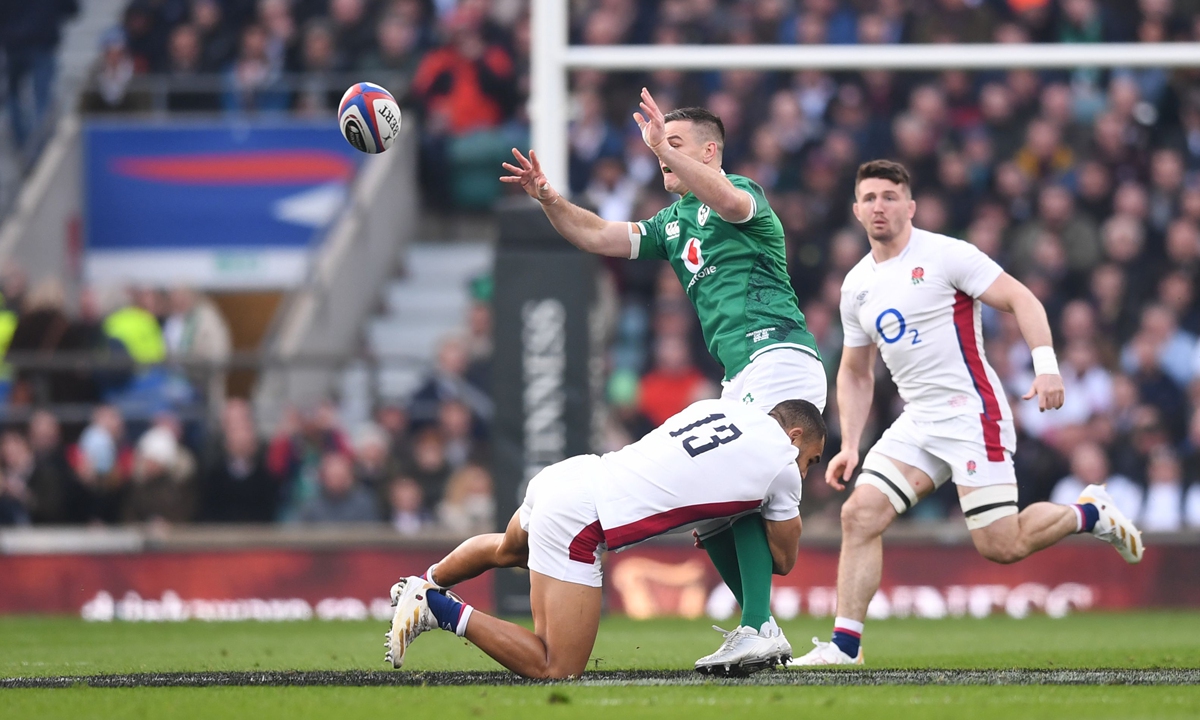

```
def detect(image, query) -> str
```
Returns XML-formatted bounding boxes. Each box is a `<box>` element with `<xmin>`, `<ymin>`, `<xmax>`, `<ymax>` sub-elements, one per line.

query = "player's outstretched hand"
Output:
<box><xmin>1023</xmin><ymin>373</ymin><xmax>1065</xmax><ymax>412</ymax></box>
<box><xmin>825</xmin><ymin>448</ymin><xmax>859</xmax><ymax>491</ymax></box>
<box><xmin>500</xmin><ymin>148</ymin><xmax>558</xmax><ymax>204</ymax></box>
<box><xmin>691</xmin><ymin>529</ymin><xmax>704</xmax><ymax>550</ymax></box>
<box><xmin>633</xmin><ymin>87</ymin><xmax>667</xmax><ymax>152</ymax></box>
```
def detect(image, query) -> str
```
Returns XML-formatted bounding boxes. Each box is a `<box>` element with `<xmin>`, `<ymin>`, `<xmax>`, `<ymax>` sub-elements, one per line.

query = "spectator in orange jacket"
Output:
<box><xmin>411</xmin><ymin>6</ymin><xmax>516</xmax><ymax>137</ymax></box>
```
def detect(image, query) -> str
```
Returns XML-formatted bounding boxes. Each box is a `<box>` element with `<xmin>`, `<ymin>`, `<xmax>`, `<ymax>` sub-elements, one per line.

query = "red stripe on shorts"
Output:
<box><xmin>952</xmin><ymin>290</ymin><xmax>1005</xmax><ymax>462</ymax></box>
<box><xmin>568</xmin><ymin>520</ymin><xmax>605</xmax><ymax>564</ymax></box>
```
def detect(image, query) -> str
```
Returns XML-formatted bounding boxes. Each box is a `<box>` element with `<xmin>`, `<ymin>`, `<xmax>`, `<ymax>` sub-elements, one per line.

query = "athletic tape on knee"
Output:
<box><xmin>959</xmin><ymin>484</ymin><xmax>1018</xmax><ymax>530</ymax></box>
<box><xmin>856</xmin><ymin>454</ymin><xmax>919</xmax><ymax>515</ymax></box>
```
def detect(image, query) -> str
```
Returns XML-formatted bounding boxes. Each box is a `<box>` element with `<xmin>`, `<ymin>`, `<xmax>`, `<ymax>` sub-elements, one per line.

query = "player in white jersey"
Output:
<box><xmin>790</xmin><ymin>160</ymin><xmax>1144</xmax><ymax>668</ymax></box>
<box><xmin>382</xmin><ymin>398</ymin><xmax>825</xmax><ymax>678</ymax></box>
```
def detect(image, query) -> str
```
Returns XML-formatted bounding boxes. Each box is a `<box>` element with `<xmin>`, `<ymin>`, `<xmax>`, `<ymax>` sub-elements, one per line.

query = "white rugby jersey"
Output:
<box><xmin>594</xmin><ymin>399</ymin><xmax>802</xmax><ymax>551</ymax></box>
<box><xmin>839</xmin><ymin>228</ymin><xmax>1011</xmax><ymax>456</ymax></box>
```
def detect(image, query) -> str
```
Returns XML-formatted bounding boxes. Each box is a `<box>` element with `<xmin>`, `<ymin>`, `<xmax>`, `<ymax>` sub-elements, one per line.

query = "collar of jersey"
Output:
<box><xmin>870</xmin><ymin>229</ymin><xmax>917</xmax><ymax>270</ymax></box>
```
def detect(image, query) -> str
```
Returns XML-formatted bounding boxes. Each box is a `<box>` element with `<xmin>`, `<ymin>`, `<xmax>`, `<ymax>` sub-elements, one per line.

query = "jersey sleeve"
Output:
<box><xmin>943</xmin><ymin>238</ymin><xmax>1004</xmax><ymax>298</ymax></box>
<box><xmin>761</xmin><ymin>462</ymin><xmax>802</xmax><ymax>522</ymax></box>
<box><xmin>726</xmin><ymin>175</ymin><xmax>772</xmax><ymax>225</ymax></box>
<box><xmin>629</xmin><ymin>211</ymin><xmax>668</xmax><ymax>261</ymax></box>
<box><xmin>839</xmin><ymin>276</ymin><xmax>872</xmax><ymax>348</ymax></box>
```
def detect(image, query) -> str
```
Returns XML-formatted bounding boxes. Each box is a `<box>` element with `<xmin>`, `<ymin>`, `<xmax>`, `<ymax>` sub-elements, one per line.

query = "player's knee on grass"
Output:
<box><xmin>538</xmin><ymin>657</ymin><xmax>589</xmax><ymax>680</ymax></box>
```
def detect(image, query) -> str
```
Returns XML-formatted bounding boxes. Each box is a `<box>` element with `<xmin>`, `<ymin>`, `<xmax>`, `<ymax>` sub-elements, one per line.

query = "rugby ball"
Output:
<box><xmin>338</xmin><ymin>82</ymin><xmax>401</xmax><ymax>154</ymax></box>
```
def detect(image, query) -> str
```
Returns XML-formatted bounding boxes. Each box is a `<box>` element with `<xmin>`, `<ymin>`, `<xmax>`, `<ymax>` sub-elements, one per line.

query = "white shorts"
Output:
<box><xmin>871</xmin><ymin>411</ymin><xmax>1016</xmax><ymax>489</ymax></box>
<box><xmin>518</xmin><ymin>455</ymin><xmax>606</xmax><ymax>588</ymax></box>
<box><xmin>721</xmin><ymin>348</ymin><xmax>828</xmax><ymax>413</ymax></box>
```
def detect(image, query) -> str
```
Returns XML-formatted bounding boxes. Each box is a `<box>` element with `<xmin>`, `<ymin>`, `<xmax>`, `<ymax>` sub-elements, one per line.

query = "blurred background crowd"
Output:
<box><xmin>0</xmin><ymin>270</ymin><xmax>495</xmax><ymax>535</ymax></box>
<box><xmin>4</xmin><ymin>0</ymin><xmax>1200</xmax><ymax>533</ymax></box>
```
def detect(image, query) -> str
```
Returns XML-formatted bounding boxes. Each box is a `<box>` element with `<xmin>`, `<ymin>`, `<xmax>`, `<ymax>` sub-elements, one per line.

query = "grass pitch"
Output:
<box><xmin>2</xmin><ymin>613</ymin><xmax>1199</xmax><ymax>719</ymax></box>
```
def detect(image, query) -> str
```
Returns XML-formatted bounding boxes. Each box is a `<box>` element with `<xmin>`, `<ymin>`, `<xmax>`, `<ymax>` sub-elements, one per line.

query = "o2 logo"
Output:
<box><xmin>876</xmin><ymin>308</ymin><xmax>922</xmax><ymax>345</ymax></box>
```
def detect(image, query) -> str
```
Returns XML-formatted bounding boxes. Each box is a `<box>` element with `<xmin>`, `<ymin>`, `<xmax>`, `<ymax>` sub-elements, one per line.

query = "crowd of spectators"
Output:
<box><xmin>0</xmin><ymin>267</ymin><xmax>495</xmax><ymax>534</ymax></box>
<box><xmin>24</xmin><ymin>0</ymin><xmax>1200</xmax><ymax>533</ymax></box>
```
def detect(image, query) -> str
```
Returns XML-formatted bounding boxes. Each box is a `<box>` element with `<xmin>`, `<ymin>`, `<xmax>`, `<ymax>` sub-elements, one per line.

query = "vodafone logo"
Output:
<box><xmin>682</xmin><ymin>237</ymin><xmax>704</xmax><ymax>273</ymax></box>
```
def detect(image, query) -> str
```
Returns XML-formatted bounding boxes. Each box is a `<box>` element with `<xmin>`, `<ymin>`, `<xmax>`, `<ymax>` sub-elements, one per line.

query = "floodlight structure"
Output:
<box><xmin>529</xmin><ymin>0</ymin><xmax>1200</xmax><ymax>193</ymax></box>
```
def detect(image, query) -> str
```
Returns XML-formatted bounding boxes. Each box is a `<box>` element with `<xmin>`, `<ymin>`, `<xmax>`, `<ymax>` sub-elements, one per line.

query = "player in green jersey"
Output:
<box><xmin>501</xmin><ymin>88</ymin><xmax>827</xmax><ymax>675</ymax></box>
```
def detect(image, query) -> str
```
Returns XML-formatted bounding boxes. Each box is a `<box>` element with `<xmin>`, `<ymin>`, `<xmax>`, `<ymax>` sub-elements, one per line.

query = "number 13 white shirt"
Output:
<box><xmin>595</xmin><ymin>399</ymin><xmax>802</xmax><ymax>551</ymax></box>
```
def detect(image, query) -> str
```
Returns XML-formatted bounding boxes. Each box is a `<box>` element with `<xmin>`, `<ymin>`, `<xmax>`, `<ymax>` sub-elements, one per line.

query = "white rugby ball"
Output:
<box><xmin>338</xmin><ymin>82</ymin><xmax>402</xmax><ymax>154</ymax></box>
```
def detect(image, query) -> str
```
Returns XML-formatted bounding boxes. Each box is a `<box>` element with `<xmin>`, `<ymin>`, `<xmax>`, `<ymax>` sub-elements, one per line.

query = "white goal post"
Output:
<box><xmin>529</xmin><ymin>0</ymin><xmax>1200</xmax><ymax>194</ymax></box>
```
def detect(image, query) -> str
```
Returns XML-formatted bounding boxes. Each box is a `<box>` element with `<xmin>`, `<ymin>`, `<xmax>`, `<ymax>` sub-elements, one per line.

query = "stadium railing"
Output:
<box><xmin>0</xmin><ymin>350</ymin><xmax>427</xmax><ymax>427</ymax></box>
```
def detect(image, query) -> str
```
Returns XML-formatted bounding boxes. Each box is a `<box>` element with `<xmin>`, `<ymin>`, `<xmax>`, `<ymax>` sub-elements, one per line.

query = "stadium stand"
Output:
<box><xmin>1</xmin><ymin>0</ymin><xmax>1200</xmax><ymax>537</ymax></box>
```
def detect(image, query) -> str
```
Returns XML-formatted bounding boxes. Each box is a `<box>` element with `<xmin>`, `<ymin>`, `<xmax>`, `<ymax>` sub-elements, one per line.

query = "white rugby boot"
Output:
<box><xmin>1079</xmin><ymin>484</ymin><xmax>1144</xmax><ymax>563</ymax></box>
<box><xmin>694</xmin><ymin>621</ymin><xmax>788</xmax><ymax>676</ymax></box>
<box><xmin>787</xmin><ymin>637</ymin><xmax>864</xmax><ymax>667</ymax></box>
<box><xmin>384</xmin><ymin>576</ymin><xmax>439</xmax><ymax>668</ymax></box>
<box><xmin>762</xmin><ymin>617</ymin><xmax>793</xmax><ymax>666</ymax></box>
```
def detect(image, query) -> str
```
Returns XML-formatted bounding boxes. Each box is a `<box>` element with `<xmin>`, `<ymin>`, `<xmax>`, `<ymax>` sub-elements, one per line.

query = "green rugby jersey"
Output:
<box><xmin>631</xmin><ymin>173</ymin><xmax>820</xmax><ymax>380</ymax></box>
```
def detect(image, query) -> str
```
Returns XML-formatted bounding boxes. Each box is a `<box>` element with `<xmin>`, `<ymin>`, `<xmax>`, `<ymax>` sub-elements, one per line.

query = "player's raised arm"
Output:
<box><xmin>633</xmin><ymin>88</ymin><xmax>753</xmax><ymax>223</ymax></box>
<box><xmin>500</xmin><ymin>148</ymin><xmax>636</xmax><ymax>258</ymax></box>
<box><xmin>977</xmin><ymin>272</ymin><xmax>1065</xmax><ymax>412</ymax></box>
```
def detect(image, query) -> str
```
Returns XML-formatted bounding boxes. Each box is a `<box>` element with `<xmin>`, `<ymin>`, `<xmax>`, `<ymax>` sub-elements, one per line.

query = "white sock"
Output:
<box><xmin>833</xmin><ymin>616</ymin><xmax>864</xmax><ymax>636</ymax></box>
<box><xmin>425</xmin><ymin>563</ymin><xmax>444</xmax><ymax>589</ymax></box>
<box><xmin>456</xmin><ymin>605</ymin><xmax>473</xmax><ymax>637</ymax></box>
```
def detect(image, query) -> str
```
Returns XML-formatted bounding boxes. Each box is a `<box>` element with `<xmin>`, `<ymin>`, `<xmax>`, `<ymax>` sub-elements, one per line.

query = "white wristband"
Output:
<box><xmin>1031</xmin><ymin>346</ymin><xmax>1059</xmax><ymax>376</ymax></box>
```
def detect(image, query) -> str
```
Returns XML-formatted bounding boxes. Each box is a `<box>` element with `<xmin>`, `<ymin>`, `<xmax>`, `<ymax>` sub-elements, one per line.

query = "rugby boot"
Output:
<box><xmin>1079</xmin><ymin>484</ymin><xmax>1144</xmax><ymax>563</ymax></box>
<box><xmin>384</xmin><ymin>576</ymin><xmax>438</xmax><ymax>668</ymax></box>
<box><xmin>694</xmin><ymin>622</ymin><xmax>788</xmax><ymax>677</ymax></box>
<box><xmin>787</xmin><ymin>637</ymin><xmax>864</xmax><ymax>667</ymax></box>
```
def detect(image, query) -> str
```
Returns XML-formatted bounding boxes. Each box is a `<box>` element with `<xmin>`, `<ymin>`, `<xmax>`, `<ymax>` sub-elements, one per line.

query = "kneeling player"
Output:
<box><xmin>383</xmin><ymin>398</ymin><xmax>825</xmax><ymax>679</ymax></box>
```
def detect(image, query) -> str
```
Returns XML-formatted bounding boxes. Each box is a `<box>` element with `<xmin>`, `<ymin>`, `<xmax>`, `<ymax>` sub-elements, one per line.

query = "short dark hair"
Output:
<box><xmin>663</xmin><ymin>106</ymin><xmax>725</xmax><ymax>149</ymax></box>
<box><xmin>855</xmin><ymin>159</ymin><xmax>911</xmax><ymax>193</ymax></box>
<box><xmin>769</xmin><ymin>399</ymin><xmax>827</xmax><ymax>445</ymax></box>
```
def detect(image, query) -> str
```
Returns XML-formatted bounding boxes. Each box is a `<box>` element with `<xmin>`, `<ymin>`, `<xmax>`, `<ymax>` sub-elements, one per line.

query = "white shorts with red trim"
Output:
<box><xmin>518</xmin><ymin>455</ymin><xmax>606</xmax><ymax>588</ymax></box>
<box><xmin>871</xmin><ymin>411</ymin><xmax>1016</xmax><ymax>489</ymax></box>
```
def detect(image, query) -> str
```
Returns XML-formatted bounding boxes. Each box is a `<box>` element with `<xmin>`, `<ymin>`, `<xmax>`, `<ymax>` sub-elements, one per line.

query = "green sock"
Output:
<box><xmin>703</xmin><ymin>528</ymin><xmax>744</xmax><ymax>608</ymax></box>
<box><xmin>731</xmin><ymin>513</ymin><xmax>773</xmax><ymax>630</ymax></box>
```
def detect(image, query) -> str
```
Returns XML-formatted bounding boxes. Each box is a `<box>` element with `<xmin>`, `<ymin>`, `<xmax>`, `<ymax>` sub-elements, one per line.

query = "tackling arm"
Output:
<box><xmin>764</xmin><ymin>516</ymin><xmax>802</xmax><ymax>575</ymax></box>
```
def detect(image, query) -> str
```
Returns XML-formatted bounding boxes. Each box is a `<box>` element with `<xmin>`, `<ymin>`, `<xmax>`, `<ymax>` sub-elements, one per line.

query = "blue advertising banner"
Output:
<box><xmin>85</xmin><ymin>120</ymin><xmax>362</xmax><ymax>288</ymax></box>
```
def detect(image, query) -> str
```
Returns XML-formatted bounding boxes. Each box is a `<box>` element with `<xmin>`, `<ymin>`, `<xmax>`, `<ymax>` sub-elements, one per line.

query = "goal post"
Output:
<box><xmin>529</xmin><ymin>0</ymin><xmax>1200</xmax><ymax>193</ymax></box>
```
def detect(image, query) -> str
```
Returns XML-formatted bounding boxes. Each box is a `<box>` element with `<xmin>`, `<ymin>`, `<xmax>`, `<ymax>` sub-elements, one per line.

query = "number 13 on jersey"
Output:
<box><xmin>669</xmin><ymin>413</ymin><xmax>744</xmax><ymax>457</ymax></box>
<box><xmin>876</xmin><ymin>308</ymin><xmax>922</xmax><ymax>345</ymax></box>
